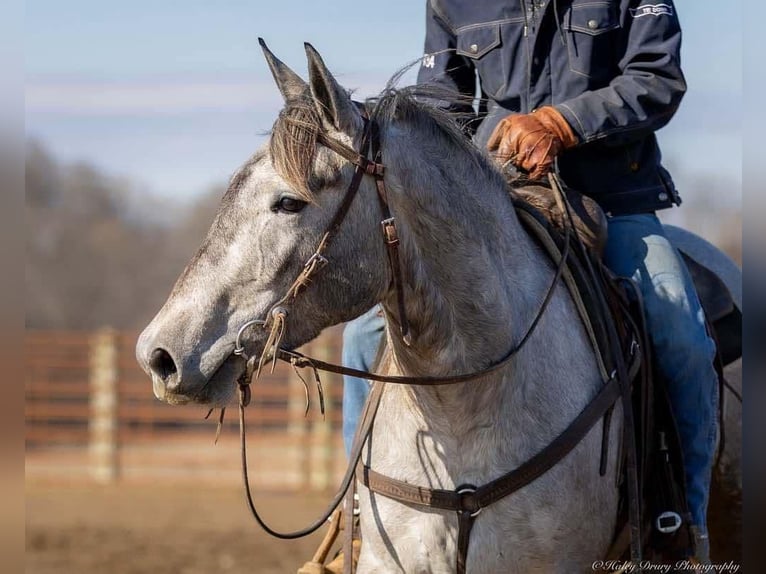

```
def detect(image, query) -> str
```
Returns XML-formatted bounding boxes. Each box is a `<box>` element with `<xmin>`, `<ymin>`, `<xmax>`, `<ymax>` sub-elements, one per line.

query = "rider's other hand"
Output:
<box><xmin>487</xmin><ymin>107</ymin><xmax>578</xmax><ymax>180</ymax></box>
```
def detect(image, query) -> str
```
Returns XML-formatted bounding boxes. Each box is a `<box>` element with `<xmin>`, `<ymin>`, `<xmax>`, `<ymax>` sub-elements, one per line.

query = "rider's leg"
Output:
<box><xmin>341</xmin><ymin>306</ymin><xmax>385</xmax><ymax>456</ymax></box>
<box><xmin>603</xmin><ymin>213</ymin><xmax>718</xmax><ymax>562</ymax></box>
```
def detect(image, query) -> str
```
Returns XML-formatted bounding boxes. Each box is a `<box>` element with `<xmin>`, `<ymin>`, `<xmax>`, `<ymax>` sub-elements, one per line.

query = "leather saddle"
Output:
<box><xmin>508</xmin><ymin>179</ymin><xmax>742</xmax><ymax>367</ymax></box>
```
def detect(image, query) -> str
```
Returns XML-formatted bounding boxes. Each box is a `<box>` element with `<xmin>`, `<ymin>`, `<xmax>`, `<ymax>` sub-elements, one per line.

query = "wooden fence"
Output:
<box><xmin>25</xmin><ymin>328</ymin><xmax>349</xmax><ymax>490</ymax></box>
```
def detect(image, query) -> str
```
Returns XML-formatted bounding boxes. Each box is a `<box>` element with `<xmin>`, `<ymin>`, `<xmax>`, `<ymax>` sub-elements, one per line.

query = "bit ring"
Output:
<box><xmin>233</xmin><ymin>319</ymin><xmax>267</xmax><ymax>357</ymax></box>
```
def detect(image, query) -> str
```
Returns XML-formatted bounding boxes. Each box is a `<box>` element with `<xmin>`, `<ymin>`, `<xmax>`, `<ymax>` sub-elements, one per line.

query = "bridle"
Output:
<box><xmin>226</xmin><ymin>112</ymin><xmax>641</xmax><ymax>573</ymax></box>
<box><xmin>232</xmin><ymin>112</ymin><xmax>572</xmax><ymax>389</ymax></box>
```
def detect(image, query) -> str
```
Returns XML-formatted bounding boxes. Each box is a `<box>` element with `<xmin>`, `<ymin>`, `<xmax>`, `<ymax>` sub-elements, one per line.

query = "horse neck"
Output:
<box><xmin>378</xmin><ymin>122</ymin><xmax>550</xmax><ymax>387</ymax></box>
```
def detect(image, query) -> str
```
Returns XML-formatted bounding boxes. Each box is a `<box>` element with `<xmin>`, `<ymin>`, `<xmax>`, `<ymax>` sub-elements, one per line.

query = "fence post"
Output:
<box><xmin>89</xmin><ymin>327</ymin><xmax>119</xmax><ymax>483</ymax></box>
<box><xmin>309</xmin><ymin>337</ymin><xmax>333</xmax><ymax>491</ymax></box>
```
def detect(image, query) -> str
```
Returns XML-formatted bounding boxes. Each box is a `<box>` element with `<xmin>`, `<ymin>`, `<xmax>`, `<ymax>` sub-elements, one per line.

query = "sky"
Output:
<box><xmin>26</xmin><ymin>0</ymin><xmax>742</xmax><ymax>210</ymax></box>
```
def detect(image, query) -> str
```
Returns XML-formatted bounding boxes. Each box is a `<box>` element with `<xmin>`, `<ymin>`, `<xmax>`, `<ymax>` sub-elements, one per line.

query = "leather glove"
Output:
<box><xmin>487</xmin><ymin>107</ymin><xmax>578</xmax><ymax>180</ymax></box>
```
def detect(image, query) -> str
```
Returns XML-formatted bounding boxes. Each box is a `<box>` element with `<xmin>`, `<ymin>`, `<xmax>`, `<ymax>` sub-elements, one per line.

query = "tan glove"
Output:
<box><xmin>487</xmin><ymin>106</ymin><xmax>578</xmax><ymax>180</ymax></box>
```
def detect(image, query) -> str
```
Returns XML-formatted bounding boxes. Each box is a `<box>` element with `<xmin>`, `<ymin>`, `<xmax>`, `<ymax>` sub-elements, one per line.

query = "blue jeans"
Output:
<box><xmin>604</xmin><ymin>214</ymin><xmax>718</xmax><ymax>534</ymax></box>
<box><xmin>341</xmin><ymin>213</ymin><xmax>718</xmax><ymax>533</ymax></box>
<box><xmin>341</xmin><ymin>306</ymin><xmax>385</xmax><ymax>455</ymax></box>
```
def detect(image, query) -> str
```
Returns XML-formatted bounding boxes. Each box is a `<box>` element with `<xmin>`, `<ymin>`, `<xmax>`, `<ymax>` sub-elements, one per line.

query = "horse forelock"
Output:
<box><xmin>268</xmin><ymin>95</ymin><xmax>322</xmax><ymax>202</ymax></box>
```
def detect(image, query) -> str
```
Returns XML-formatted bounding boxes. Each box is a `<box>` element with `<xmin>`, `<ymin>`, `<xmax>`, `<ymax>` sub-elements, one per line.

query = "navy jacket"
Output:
<box><xmin>416</xmin><ymin>0</ymin><xmax>687</xmax><ymax>215</ymax></box>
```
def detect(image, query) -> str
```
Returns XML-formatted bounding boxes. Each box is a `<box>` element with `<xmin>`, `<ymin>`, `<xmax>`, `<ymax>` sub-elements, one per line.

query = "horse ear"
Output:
<box><xmin>304</xmin><ymin>42</ymin><xmax>362</xmax><ymax>133</ymax></box>
<box><xmin>259</xmin><ymin>38</ymin><xmax>307</xmax><ymax>102</ymax></box>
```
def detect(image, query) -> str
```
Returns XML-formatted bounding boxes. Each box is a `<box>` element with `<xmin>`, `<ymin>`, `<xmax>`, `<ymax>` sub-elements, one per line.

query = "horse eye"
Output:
<box><xmin>274</xmin><ymin>196</ymin><xmax>307</xmax><ymax>213</ymax></box>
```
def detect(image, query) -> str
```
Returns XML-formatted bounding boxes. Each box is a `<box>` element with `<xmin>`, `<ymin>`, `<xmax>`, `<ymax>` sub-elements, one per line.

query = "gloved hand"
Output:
<box><xmin>487</xmin><ymin>106</ymin><xmax>578</xmax><ymax>180</ymax></box>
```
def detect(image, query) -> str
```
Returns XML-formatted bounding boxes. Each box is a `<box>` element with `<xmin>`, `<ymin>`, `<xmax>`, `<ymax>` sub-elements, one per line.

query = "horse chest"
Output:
<box><xmin>357</xmin><ymin>389</ymin><xmax>620</xmax><ymax>573</ymax></box>
<box><xmin>356</xmin><ymin>484</ymin><xmax>562</xmax><ymax>573</ymax></box>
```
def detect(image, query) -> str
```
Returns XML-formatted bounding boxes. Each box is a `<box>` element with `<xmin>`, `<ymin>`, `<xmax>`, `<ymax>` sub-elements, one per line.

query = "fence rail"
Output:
<box><xmin>25</xmin><ymin>327</ymin><xmax>348</xmax><ymax>490</ymax></box>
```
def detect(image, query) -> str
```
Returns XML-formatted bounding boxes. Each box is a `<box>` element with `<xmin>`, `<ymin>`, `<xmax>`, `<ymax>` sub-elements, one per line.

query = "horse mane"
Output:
<box><xmin>368</xmin><ymin>83</ymin><xmax>482</xmax><ymax>163</ymax></box>
<box><xmin>269</xmin><ymin>76</ymin><xmax>505</xmax><ymax>201</ymax></box>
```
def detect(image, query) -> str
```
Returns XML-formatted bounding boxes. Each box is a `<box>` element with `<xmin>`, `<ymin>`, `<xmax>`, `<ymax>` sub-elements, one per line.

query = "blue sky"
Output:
<box><xmin>26</xmin><ymin>0</ymin><xmax>742</xmax><ymax>209</ymax></box>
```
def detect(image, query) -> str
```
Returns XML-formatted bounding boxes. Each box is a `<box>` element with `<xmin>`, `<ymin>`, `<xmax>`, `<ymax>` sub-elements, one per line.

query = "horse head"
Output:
<box><xmin>136</xmin><ymin>42</ymin><xmax>389</xmax><ymax>406</ymax></box>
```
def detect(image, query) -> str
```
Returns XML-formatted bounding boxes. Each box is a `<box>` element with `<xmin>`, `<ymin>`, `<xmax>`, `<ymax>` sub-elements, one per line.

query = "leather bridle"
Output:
<box><xmin>228</xmin><ymin>114</ymin><xmax>641</xmax><ymax>573</ymax></box>
<box><xmin>233</xmin><ymin>113</ymin><xmax>573</xmax><ymax>388</ymax></box>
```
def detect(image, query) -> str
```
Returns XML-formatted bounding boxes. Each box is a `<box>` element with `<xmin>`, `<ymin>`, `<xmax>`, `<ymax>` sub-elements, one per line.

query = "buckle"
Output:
<box><xmin>656</xmin><ymin>511</ymin><xmax>682</xmax><ymax>534</ymax></box>
<box><xmin>455</xmin><ymin>485</ymin><xmax>482</xmax><ymax>517</ymax></box>
<box><xmin>364</xmin><ymin>160</ymin><xmax>385</xmax><ymax>176</ymax></box>
<box><xmin>380</xmin><ymin>217</ymin><xmax>399</xmax><ymax>246</ymax></box>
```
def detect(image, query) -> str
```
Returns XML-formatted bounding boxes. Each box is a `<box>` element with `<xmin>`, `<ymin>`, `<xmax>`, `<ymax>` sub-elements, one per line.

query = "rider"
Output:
<box><xmin>342</xmin><ymin>0</ymin><xmax>717</xmax><ymax>563</ymax></box>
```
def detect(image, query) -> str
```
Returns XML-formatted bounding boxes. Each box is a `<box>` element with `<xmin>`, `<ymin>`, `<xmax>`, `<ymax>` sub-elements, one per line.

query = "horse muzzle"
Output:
<box><xmin>136</xmin><ymin>329</ymin><xmax>245</xmax><ymax>406</ymax></box>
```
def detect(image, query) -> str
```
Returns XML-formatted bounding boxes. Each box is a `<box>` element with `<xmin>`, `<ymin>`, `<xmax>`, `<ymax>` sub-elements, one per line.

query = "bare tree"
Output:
<box><xmin>26</xmin><ymin>141</ymin><xmax>222</xmax><ymax>330</ymax></box>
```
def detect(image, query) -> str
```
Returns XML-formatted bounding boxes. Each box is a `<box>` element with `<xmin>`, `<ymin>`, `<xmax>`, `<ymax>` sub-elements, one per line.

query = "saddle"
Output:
<box><xmin>508</xmin><ymin>176</ymin><xmax>741</xmax><ymax>369</ymax></box>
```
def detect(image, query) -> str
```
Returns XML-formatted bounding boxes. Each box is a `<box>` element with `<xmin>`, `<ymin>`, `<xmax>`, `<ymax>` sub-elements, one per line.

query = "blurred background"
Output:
<box><xmin>25</xmin><ymin>1</ymin><xmax>742</xmax><ymax>573</ymax></box>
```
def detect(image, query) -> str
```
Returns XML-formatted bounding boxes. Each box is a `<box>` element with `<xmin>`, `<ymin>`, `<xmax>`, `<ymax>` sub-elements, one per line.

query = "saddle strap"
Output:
<box><xmin>359</xmin><ymin>353</ymin><xmax>639</xmax><ymax>574</ymax></box>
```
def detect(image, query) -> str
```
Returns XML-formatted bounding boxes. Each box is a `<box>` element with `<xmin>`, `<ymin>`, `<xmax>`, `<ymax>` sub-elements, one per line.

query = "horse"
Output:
<box><xmin>136</xmin><ymin>42</ymin><xmax>742</xmax><ymax>572</ymax></box>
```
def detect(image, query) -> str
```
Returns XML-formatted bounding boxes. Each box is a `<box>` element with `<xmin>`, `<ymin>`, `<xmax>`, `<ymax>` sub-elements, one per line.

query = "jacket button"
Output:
<box><xmin>658</xmin><ymin>192</ymin><xmax>669</xmax><ymax>201</ymax></box>
<box><xmin>470</xmin><ymin>44</ymin><xmax>479</xmax><ymax>54</ymax></box>
<box><xmin>629</xmin><ymin>162</ymin><xmax>639</xmax><ymax>172</ymax></box>
<box><xmin>588</xmin><ymin>19</ymin><xmax>599</xmax><ymax>30</ymax></box>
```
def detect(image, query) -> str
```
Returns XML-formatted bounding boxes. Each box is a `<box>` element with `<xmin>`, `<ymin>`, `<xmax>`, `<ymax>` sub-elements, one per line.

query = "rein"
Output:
<box><xmin>229</xmin><ymin>116</ymin><xmax>640</xmax><ymax>572</ymax></box>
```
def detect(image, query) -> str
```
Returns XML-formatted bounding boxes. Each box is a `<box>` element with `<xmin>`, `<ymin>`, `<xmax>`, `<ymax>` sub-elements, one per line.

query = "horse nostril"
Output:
<box><xmin>149</xmin><ymin>348</ymin><xmax>178</xmax><ymax>382</ymax></box>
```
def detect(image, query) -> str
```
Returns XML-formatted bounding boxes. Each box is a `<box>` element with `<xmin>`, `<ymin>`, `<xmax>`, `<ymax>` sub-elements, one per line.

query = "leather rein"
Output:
<box><xmin>229</xmin><ymin>115</ymin><xmax>638</xmax><ymax>573</ymax></box>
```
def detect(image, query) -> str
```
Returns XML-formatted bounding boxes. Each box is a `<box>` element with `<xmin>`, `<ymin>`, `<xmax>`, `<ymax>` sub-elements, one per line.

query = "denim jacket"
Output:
<box><xmin>416</xmin><ymin>0</ymin><xmax>687</xmax><ymax>215</ymax></box>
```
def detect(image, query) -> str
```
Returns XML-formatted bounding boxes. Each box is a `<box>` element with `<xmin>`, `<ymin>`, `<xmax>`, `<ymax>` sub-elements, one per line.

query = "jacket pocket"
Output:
<box><xmin>455</xmin><ymin>19</ymin><xmax>522</xmax><ymax>99</ymax></box>
<box><xmin>565</xmin><ymin>1</ymin><xmax>621</xmax><ymax>81</ymax></box>
<box><xmin>456</xmin><ymin>22</ymin><xmax>501</xmax><ymax>58</ymax></box>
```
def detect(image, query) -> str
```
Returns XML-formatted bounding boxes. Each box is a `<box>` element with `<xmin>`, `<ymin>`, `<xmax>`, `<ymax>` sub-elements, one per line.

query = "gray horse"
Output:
<box><xmin>136</xmin><ymin>44</ymin><xmax>741</xmax><ymax>572</ymax></box>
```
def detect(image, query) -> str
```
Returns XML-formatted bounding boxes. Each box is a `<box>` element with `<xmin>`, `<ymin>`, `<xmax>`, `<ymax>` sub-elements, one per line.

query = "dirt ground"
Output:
<box><xmin>26</xmin><ymin>482</ymin><xmax>334</xmax><ymax>574</ymax></box>
<box><xmin>27</xmin><ymin>480</ymin><xmax>742</xmax><ymax>574</ymax></box>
